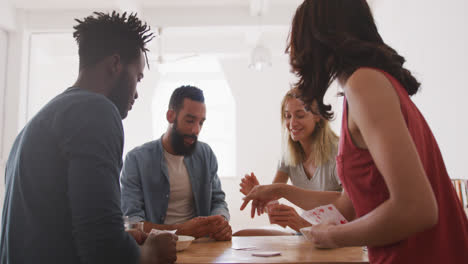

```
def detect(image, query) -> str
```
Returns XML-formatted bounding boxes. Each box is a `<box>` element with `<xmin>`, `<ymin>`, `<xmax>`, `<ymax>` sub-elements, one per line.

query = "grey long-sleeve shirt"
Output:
<box><xmin>0</xmin><ymin>87</ymin><xmax>139</xmax><ymax>264</ymax></box>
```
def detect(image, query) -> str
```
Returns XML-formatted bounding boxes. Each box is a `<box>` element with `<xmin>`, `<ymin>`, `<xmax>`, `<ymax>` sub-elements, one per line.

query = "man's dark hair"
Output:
<box><xmin>73</xmin><ymin>11</ymin><xmax>154</xmax><ymax>70</ymax></box>
<box><xmin>169</xmin><ymin>85</ymin><xmax>205</xmax><ymax>112</ymax></box>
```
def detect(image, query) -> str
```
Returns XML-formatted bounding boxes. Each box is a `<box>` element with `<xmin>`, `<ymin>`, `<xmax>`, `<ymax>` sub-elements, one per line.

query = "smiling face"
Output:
<box><xmin>108</xmin><ymin>50</ymin><xmax>145</xmax><ymax>119</ymax></box>
<box><xmin>283</xmin><ymin>97</ymin><xmax>321</xmax><ymax>143</ymax></box>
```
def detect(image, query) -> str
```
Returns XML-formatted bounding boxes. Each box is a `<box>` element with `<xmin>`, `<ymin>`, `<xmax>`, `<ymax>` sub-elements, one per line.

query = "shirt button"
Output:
<box><xmin>166</xmin><ymin>194</ymin><xmax>169</xmax><ymax>198</ymax></box>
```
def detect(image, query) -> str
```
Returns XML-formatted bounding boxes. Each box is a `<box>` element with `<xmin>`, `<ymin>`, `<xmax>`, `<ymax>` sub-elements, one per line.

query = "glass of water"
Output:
<box><xmin>123</xmin><ymin>216</ymin><xmax>144</xmax><ymax>231</ymax></box>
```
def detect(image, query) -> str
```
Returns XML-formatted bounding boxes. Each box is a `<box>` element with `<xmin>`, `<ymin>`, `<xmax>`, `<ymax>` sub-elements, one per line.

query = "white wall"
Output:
<box><xmin>374</xmin><ymin>0</ymin><xmax>468</xmax><ymax>179</ymax></box>
<box><xmin>0</xmin><ymin>29</ymin><xmax>8</xmax><ymax>207</ymax></box>
<box><xmin>220</xmin><ymin>56</ymin><xmax>294</xmax><ymax>230</ymax></box>
<box><xmin>0</xmin><ymin>0</ymin><xmax>16</xmax><ymax>31</ymax></box>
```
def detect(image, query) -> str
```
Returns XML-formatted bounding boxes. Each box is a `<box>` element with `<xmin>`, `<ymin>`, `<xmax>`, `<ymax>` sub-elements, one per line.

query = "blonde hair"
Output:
<box><xmin>280</xmin><ymin>89</ymin><xmax>339</xmax><ymax>167</ymax></box>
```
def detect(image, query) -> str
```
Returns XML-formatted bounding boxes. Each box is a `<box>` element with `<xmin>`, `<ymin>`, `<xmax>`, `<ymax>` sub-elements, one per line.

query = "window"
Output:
<box><xmin>151</xmin><ymin>56</ymin><xmax>237</xmax><ymax>177</ymax></box>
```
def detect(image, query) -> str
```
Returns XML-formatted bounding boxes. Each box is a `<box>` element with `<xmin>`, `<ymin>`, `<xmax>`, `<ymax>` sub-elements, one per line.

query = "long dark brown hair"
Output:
<box><xmin>286</xmin><ymin>0</ymin><xmax>420</xmax><ymax>120</ymax></box>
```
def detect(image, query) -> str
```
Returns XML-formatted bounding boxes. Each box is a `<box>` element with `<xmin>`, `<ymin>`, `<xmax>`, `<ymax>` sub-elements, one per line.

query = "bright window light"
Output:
<box><xmin>152</xmin><ymin>56</ymin><xmax>237</xmax><ymax>178</ymax></box>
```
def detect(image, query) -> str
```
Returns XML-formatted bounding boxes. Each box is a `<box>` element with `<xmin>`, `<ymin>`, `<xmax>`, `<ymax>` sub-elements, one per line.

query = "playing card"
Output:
<box><xmin>301</xmin><ymin>204</ymin><xmax>347</xmax><ymax>225</ymax></box>
<box><xmin>251</xmin><ymin>251</ymin><xmax>281</xmax><ymax>257</ymax></box>
<box><xmin>301</xmin><ymin>208</ymin><xmax>321</xmax><ymax>225</ymax></box>
<box><xmin>231</xmin><ymin>246</ymin><xmax>257</xmax><ymax>250</ymax></box>
<box><xmin>323</xmin><ymin>204</ymin><xmax>348</xmax><ymax>225</ymax></box>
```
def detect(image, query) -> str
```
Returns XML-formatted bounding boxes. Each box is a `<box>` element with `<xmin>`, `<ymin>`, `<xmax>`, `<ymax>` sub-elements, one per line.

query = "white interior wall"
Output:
<box><xmin>0</xmin><ymin>30</ymin><xmax>8</xmax><ymax>207</ymax></box>
<box><xmin>0</xmin><ymin>0</ymin><xmax>16</xmax><ymax>31</ymax></box>
<box><xmin>220</xmin><ymin>56</ymin><xmax>295</xmax><ymax>230</ymax></box>
<box><xmin>0</xmin><ymin>0</ymin><xmax>467</xmax><ymax>231</ymax></box>
<box><xmin>374</xmin><ymin>0</ymin><xmax>468</xmax><ymax>180</ymax></box>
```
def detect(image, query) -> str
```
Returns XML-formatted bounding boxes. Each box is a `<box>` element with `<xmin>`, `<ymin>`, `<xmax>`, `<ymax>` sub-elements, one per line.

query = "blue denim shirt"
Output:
<box><xmin>120</xmin><ymin>136</ymin><xmax>229</xmax><ymax>224</ymax></box>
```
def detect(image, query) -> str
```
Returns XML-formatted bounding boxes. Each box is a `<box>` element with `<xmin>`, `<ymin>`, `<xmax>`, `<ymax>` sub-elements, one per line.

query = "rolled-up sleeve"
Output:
<box><xmin>207</xmin><ymin>148</ymin><xmax>230</xmax><ymax>220</ymax></box>
<box><xmin>121</xmin><ymin>151</ymin><xmax>146</xmax><ymax>222</ymax></box>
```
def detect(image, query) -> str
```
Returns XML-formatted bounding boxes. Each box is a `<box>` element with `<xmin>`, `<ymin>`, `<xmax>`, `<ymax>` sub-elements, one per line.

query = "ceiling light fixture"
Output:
<box><xmin>249</xmin><ymin>44</ymin><xmax>272</xmax><ymax>71</ymax></box>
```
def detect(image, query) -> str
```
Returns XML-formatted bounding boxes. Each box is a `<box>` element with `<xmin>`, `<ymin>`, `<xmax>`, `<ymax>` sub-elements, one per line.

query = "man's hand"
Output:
<box><xmin>239</xmin><ymin>172</ymin><xmax>260</xmax><ymax>196</ymax></box>
<box><xmin>140</xmin><ymin>232</ymin><xmax>177</xmax><ymax>264</ymax></box>
<box><xmin>208</xmin><ymin>215</ymin><xmax>232</xmax><ymax>241</ymax></box>
<box><xmin>127</xmin><ymin>228</ymin><xmax>148</xmax><ymax>245</ymax></box>
<box><xmin>175</xmin><ymin>217</ymin><xmax>212</xmax><ymax>238</ymax></box>
<box><xmin>268</xmin><ymin>204</ymin><xmax>311</xmax><ymax>232</ymax></box>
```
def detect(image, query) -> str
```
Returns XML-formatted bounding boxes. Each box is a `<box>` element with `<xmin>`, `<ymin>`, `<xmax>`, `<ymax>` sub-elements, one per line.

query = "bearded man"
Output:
<box><xmin>120</xmin><ymin>85</ymin><xmax>231</xmax><ymax>241</ymax></box>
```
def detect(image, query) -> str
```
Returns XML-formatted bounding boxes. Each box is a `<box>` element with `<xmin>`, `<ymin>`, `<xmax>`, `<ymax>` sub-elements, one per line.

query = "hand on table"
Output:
<box><xmin>140</xmin><ymin>232</ymin><xmax>177</xmax><ymax>264</ymax></box>
<box><xmin>208</xmin><ymin>215</ymin><xmax>232</xmax><ymax>241</ymax></box>
<box><xmin>268</xmin><ymin>204</ymin><xmax>311</xmax><ymax>232</ymax></box>
<box><xmin>176</xmin><ymin>217</ymin><xmax>212</xmax><ymax>238</ymax></box>
<box><xmin>127</xmin><ymin>228</ymin><xmax>148</xmax><ymax>245</ymax></box>
<box><xmin>239</xmin><ymin>172</ymin><xmax>260</xmax><ymax>195</ymax></box>
<box><xmin>240</xmin><ymin>184</ymin><xmax>283</xmax><ymax>218</ymax></box>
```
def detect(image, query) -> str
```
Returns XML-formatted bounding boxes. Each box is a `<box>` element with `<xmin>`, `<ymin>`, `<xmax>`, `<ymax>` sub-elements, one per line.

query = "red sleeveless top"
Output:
<box><xmin>336</xmin><ymin>69</ymin><xmax>468</xmax><ymax>263</ymax></box>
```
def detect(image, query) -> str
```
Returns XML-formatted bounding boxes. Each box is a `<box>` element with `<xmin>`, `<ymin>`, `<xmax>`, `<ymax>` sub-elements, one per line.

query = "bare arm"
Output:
<box><xmin>281</xmin><ymin>185</ymin><xmax>355</xmax><ymax>221</ymax></box>
<box><xmin>241</xmin><ymin>183</ymin><xmax>355</xmax><ymax>221</ymax></box>
<box><xmin>328</xmin><ymin>69</ymin><xmax>438</xmax><ymax>247</ymax></box>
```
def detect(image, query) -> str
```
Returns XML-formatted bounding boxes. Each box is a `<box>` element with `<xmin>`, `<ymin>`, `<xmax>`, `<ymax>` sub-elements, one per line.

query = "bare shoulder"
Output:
<box><xmin>345</xmin><ymin>68</ymin><xmax>393</xmax><ymax>94</ymax></box>
<box><xmin>344</xmin><ymin>68</ymin><xmax>399</xmax><ymax>107</ymax></box>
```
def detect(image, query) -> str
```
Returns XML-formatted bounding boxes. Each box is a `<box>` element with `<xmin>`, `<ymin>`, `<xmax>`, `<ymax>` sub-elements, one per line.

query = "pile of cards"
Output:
<box><xmin>301</xmin><ymin>204</ymin><xmax>348</xmax><ymax>225</ymax></box>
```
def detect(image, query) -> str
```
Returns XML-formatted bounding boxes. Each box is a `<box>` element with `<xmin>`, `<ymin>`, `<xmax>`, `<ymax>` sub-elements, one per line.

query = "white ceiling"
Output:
<box><xmin>7</xmin><ymin>0</ymin><xmax>378</xmax><ymax>60</ymax></box>
<box><xmin>11</xmin><ymin>0</ymin><xmax>303</xmax><ymax>11</ymax></box>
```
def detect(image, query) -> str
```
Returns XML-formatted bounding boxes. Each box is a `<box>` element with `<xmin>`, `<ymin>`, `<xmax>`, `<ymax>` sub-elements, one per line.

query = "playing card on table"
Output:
<box><xmin>301</xmin><ymin>204</ymin><xmax>348</xmax><ymax>225</ymax></box>
<box><xmin>251</xmin><ymin>251</ymin><xmax>281</xmax><ymax>257</ymax></box>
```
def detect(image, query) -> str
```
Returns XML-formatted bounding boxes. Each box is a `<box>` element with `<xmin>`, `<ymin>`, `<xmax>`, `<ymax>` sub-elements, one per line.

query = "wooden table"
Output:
<box><xmin>176</xmin><ymin>236</ymin><xmax>369</xmax><ymax>264</ymax></box>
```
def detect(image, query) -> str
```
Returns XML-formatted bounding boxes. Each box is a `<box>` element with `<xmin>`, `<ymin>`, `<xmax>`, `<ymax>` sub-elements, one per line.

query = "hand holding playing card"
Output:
<box><xmin>300</xmin><ymin>221</ymin><xmax>339</xmax><ymax>249</ymax></box>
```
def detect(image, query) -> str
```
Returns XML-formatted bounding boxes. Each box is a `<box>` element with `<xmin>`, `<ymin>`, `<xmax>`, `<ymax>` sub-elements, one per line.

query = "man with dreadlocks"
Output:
<box><xmin>0</xmin><ymin>12</ymin><xmax>177</xmax><ymax>264</ymax></box>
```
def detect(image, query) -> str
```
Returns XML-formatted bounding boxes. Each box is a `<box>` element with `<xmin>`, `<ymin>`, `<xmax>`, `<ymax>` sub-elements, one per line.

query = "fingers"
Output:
<box><xmin>142</xmin><ymin>232</ymin><xmax>178</xmax><ymax>264</ymax></box>
<box><xmin>192</xmin><ymin>225</ymin><xmax>212</xmax><ymax>238</ymax></box>
<box><xmin>240</xmin><ymin>198</ymin><xmax>251</xmax><ymax>211</ymax></box>
<box><xmin>126</xmin><ymin>229</ymin><xmax>148</xmax><ymax>245</ymax></box>
<box><xmin>239</xmin><ymin>173</ymin><xmax>259</xmax><ymax>195</ymax></box>
<box><xmin>251</xmin><ymin>200</ymin><xmax>257</xmax><ymax>218</ymax></box>
<box><xmin>269</xmin><ymin>204</ymin><xmax>293</xmax><ymax>211</ymax></box>
<box><xmin>212</xmin><ymin>224</ymin><xmax>232</xmax><ymax>241</ymax></box>
<box><xmin>209</xmin><ymin>216</ymin><xmax>229</xmax><ymax>232</ymax></box>
<box><xmin>250</xmin><ymin>172</ymin><xmax>260</xmax><ymax>185</ymax></box>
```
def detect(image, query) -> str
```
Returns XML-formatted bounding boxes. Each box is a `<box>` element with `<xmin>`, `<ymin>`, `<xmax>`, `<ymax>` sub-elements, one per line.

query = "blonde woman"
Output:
<box><xmin>236</xmin><ymin>88</ymin><xmax>340</xmax><ymax>235</ymax></box>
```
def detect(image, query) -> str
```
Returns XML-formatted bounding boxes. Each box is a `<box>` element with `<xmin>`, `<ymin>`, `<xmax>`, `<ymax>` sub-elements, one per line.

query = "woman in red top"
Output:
<box><xmin>241</xmin><ymin>0</ymin><xmax>468</xmax><ymax>263</ymax></box>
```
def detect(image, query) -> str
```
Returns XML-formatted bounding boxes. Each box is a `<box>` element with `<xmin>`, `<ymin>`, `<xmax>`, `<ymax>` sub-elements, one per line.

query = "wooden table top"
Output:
<box><xmin>176</xmin><ymin>236</ymin><xmax>369</xmax><ymax>264</ymax></box>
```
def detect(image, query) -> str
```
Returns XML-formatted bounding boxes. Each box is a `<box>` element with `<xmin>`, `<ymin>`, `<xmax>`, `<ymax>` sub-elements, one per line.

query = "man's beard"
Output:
<box><xmin>108</xmin><ymin>71</ymin><xmax>131</xmax><ymax>119</ymax></box>
<box><xmin>170</xmin><ymin>120</ymin><xmax>198</xmax><ymax>156</ymax></box>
